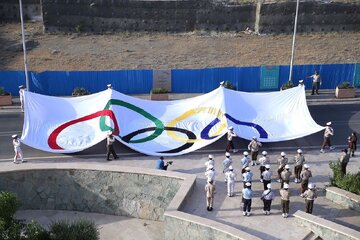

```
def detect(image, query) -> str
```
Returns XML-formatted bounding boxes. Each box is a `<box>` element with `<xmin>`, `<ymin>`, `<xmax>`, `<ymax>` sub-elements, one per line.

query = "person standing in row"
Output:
<box><xmin>226</xmin><ymin>126</ymin><xmax>238</xmax><ymax>153</ymax></box>
<box><xmin>12</xmin><ymin>134</ymin><xmax>25</xmax><ymax>164</ymax></box>
<box><xmin>280</xmin><ymin>183</ymin><xmax>290</xmax><ymax>218</ymax></box>
<box><xmin>258</xmin><ymin>151</ymin><xmax>270</xmax><ymax>183</ymax></box>
<box><xmin>294</xmin><ymin>149</ymin><xmax>305</xmax><ymax>183</ymax></box>
<box><xmin>225</xmin><ymin>166</ymin><xmax>236</xmax><ymax>197</ymax></box>
<box><xmin>242</xmin><ymin>182</ymin><xmax>253</xmax><ymax>216</ymax></box>
<box><xmin>240</xmin><ymin>151</ymin><xmax>251</xmax><ymax>174</ymax></box>
<box><xmin>280</xmin><ymin>165</ymin><xmax>292</xmax><ymax>188</ymax></box>
<box><xmin>320</xmin><ymin>122</ymin><xmax>335</xmax><ymax>153</ymax></box>
<box><xmin>348</xmin><ymin>132</ymin><xmax>357</xmax><ymax>157</ymax></box>
<box><xmin>242</xmin><ymin>167</ymin><xmax>253</xmax><ymax>188</ymax></box>
<box><xmin>300</xmin><ymin>164</ymin><xmax>312</xmax><ymax>196</ymax></box>
<box><xmin>205</xmin><ymin>165</ymin><xmax>216</xmax><ymax>183</ymax></box>
<box><xmin>262</xmin><ymin>164</ymin><xmax>272</xmax><ymax>190</ymax></box>
<box><xmin>277</xmin><ymin>152</ymin><xmax>288</xmax><ymax>183</ymax></box>
<box><xmin>248</xmin><ymin>137</ymin><xmax>262</xmax><ymax>166</ymax></box>
<box><xmin>106</xmin><ymin>132</ymin><xmax>119</xmax><ymax>161</ymax></box>
<box><xmin>339</xmin><ymin>149</ymin><xmax>350</xmax><ymax>176</ymax></box>
<box><xmin>302</xmin><ymin>183</ymin><xmax>317</xmax><ymax>214</ymax></box>
<box><xmin>223</xmin><ymin>152</ymin><xmax>232</xmax><ymax>182</ymax></box>
<box><xmin>261</xmin><ymin>183</ymin><xmax>274</xmax><ymax>215</ymax></box>
<box><xmin>307</xmin><ymin>70</ymin><xmax>321</xmax><ymax>95</ymax></box>
<box><xmin>19</xmin><ymin>85</ymin><xmax>26</xmax><ymax>112</ymax></box>
<box><xmin>205</xmin><ymin>180</ymin><xmax>216</xmax><ymax>211</ymax></box>
<box><xmin>205</xmin><ymin>154</ymin><xmax>215</xmax><ymax>169</ymax></box>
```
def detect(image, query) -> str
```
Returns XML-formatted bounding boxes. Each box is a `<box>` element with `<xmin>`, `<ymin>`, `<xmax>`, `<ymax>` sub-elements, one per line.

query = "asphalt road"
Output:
<box><xmin>0</xmin><ymin>103</ymin><xmax>359</xmax><ymax>160</ymax></box>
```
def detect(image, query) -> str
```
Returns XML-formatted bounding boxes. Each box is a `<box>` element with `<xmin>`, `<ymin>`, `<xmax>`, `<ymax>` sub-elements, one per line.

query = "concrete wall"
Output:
<box><xmin>0</xmin><ymin>0</ymin><xmax>41</xmax><ymax>21</ymax></box>
<box><xmin>326</xmin><ymin>187</ymin><xmax>360</xmax><ymax>212</ymax></box>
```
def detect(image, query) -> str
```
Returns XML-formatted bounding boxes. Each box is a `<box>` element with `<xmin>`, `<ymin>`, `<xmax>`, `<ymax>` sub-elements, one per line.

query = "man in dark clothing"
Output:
<box><xmin>106</xmin><ymin>132</ymin><xmax>118</xmax><ymax>161</ymax></box>
<box><xmin>339</xmin><ymin>149</ymin><xmax>350</xmax><ymax>176</ymax></box>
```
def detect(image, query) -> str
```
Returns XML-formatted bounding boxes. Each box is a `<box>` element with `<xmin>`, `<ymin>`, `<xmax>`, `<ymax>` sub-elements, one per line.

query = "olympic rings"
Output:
<box><xmin>121</xmin><ymin>126</ymin><xmax>196</xmax><ymax>154</ymax></box>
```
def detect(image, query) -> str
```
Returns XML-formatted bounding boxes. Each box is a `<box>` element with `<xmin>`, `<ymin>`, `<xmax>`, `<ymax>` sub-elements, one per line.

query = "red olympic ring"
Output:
<box><xmin>48</xmin><ymin>110</ymin><xmax>119</xmax><ymax>150</ymax></box>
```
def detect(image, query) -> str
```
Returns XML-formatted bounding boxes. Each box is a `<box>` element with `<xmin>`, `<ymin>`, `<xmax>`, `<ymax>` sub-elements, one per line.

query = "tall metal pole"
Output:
<box><xmin>289</xmin><ymin>0</ymin><xmax>299</xmax><ymax>83</ymax></box>
<box><xmin>19</xmin><ymin>0</ymin><xmax>30</xmax><ymax>91</ymax></box>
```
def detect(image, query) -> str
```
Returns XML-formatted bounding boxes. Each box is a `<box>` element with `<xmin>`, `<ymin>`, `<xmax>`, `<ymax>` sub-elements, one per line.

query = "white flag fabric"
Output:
<box><xmin>21</xmin><ymin>86</ymin><xmax>324</xmax><ymax>156</ymax></box>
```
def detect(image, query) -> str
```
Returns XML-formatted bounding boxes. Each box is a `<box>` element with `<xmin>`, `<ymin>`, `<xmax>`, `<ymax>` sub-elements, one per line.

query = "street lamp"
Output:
<box><xmin>18</xmin><ymin>0</ymin><xmax>30</xmax><ymax>91</ymax></box>
<box><xmin>288</xmin><ymin>0</ymin><xmax>300</xmax><ymax>83</ymax></box>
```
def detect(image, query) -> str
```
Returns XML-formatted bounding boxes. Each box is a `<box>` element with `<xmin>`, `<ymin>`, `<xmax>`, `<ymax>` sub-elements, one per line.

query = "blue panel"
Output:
<box><xmin>0</xmin><ymin>71</ymin><xmax>26</xmax><ymax>96</ymax></box>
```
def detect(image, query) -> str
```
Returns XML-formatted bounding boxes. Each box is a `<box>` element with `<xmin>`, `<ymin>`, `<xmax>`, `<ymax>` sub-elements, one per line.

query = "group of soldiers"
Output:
<box><xmin>204</xmin><ymin>136</ymin><xmax>318</xmax><ymax>217</ymax></box>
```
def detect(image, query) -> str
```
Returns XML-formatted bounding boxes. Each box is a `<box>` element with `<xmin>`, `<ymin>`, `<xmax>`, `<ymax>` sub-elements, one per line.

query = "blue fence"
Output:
<box><xmin>0</xmin><ymin>63</ymin><xmax>358</xmax><ymax>96</ymax></box>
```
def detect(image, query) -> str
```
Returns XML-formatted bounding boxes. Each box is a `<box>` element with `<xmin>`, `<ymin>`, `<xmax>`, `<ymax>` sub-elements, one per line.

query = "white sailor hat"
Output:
<box><xmin>220</xmin><ymin>81</ymin><xmax>225</xmax><ymax>85</ymax></box>
<box><xmin>245</xmin><ymin>182</ymin><xmax>251</xmax><ymax>187</ymax></box>
<box><xmin>252</xmin><ymin>136</ymin><xmax>257</xmax><ymax>140</ymax></box>
<box><xmin>262</xmin><ymin>151</ymin><xmax>268</xmax><ymax>155</ymax></box>
<box><xmin>245</xmin><ymin>167</ymin><xmax>250</xmax><ymax>171</ymax></box>
<box><xmin>299</xmin><ymin>80</ymin><xmax>304</xmax><ymax>83</ymax></box>
<box><xmin>243</xmin><ymin>151</ymin><xmax>249</xmax><ymax>156</ymax></box>
<box><xmin>281</xmin><ymin>152</ymin><xmax>286</xmax><ymax>156</ymax></box>
<box><xmin>285</xmin><ymin>165</ymin><xmax>290</xmax><ymax>169</ymax></box>
<box><xmin>308</xmin><ymin>183</ymin><xmax>315</xmax><ymax>189</ymax></box>
<box><xmin>208</xmin><ymin>154</ymin><xmax>214</xmax><ymax>159</ymax></box>
<box><xmin>326</xmin><ymin>121</ymin><xmax>332</xmax><ymax>126</ymax></box>
<box><xmin>107</xmin><ymin>131</ymin><xmax>113</xmax><ymax>136</ymax></box>
<box><xmin>283</xmin><ymin>183</ymin><xmax>289</xmax><ymax>189</ymax></box>
<box><xmin>304</xmin><ymin>164</ymin><xmax>309</xmax><ymax>169</ymax></box>
<box><xmin>228</xmin><ymin>126</ymin><xmax>234</xmax><ymax>130</ymax></box>
<box><xmin>229</xmin><ymin>165</ymin><xmax>233</xmax><ymax>170</ymax></box>
<box><xmin>225</xmin><ymin>152</ymin><xmax>231</xmax><ymax>157</ymax></box>
<box><xmin>18</xmin><ymin>85</ymin><xmax>24</xmax><ymax>89</ymax></box>
<box><xmin>12</xmin><ymin>134</ymin><xmax>18</xmax><ymax>138</ymax></box>
<box><xmin>267</xmin><ymin>183</ymin><xmax>272</xmax><ymax>189</ymax></box>
<box><xmin>265</xmin><ymin>164</ymin><xmax>271</xmax><ymax>169</ymax></box>
<box><xmin>107</xmin><ymin>84</ymin><xmax>112</xmax><ymax>88</ymax></box>
<box><xmin>297</xmin><ymin>149</ymin><xmax>303</xmax><ymax>154</ymax></box>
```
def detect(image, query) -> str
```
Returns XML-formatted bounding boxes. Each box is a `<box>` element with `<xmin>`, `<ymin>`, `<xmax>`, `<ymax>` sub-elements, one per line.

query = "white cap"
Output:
<box><xmin>245</xmin><ymin>182</ymin><xmax>251</xmax><ymax>187</ymax></box>
<box><xmin>243</xmin><ymin>151</ymin><xmax>249</xmax><ymax>156</ymax></box>
<box><xmin>229</xmin><ymin>165</ymin><xmax>233</xmax><ymax>170</ymax></box>
<box><xmin>262</xmin><ymin>151</ymin><xmax>268</xmax><ymax>155</ymax></box>
<box><xmin>107</xmin><ymin>84</ymin><xmax>112</xmax><ymax>88</ymax></box>
<box><xmin>252</xmin><ymin>136</ymin><xmax>257</xmax><ymax>140</ymax></box>
<box><xmin>267</xmin><ymin>183</ymin><xmax>271</xmax><ymax>189</ymax></box>
<box><xmin>299</xmin><ymin>80</ymin><xmax>304</xmax><ymax>83</ymax></box>
<box><xmin>326</xmin><ymin>121</ymin><xmax>332</xmax><ymax>126</ymax></box>
<box><xmin>245</xmin><ymin>167</ymin><xmax>250</xmax><ymax>171</ymax></box>
<box><xmin>285</xmin><ymin>165</ymin><xmax>290</xmax><ymax>169</ymax></box>
<box><xmin>12</xmin><ymin>134</ymin><xmax>18</xmax><ymax>138</ymax></box>
<box><xmin>308</xmin><ymin>183</ymin><xmax>314</xmax><ymax>189</ymax></box>
<box><xmin>220</xmin><ymin>81</ymin><xmax>225</xmax><ymax>86</ymax></box>
<box><xmin>107</xmin><ymin>131</ymin><xmax>112</xmax><ymax>136</ymax></box>
<box><xmin>283</xmin><ymin>183</ymin><xmax>289</xmax><ymax>189</ymax></box>
<box><xmin>228</xmin><ymin>126</ymin><xmax>234</xmax><ymax>130</ymax></box>
<box><xmin>304</xmin><ymin>164</ymin><xmax>309</xmax><ymax>169</ymax></box>
<box><xmin>208</xmin><ymin>154</ymin><xmax>214</xmax><ymax>159</ymax></box>
<box><xmin>18</xmin><ymin>85</ymin><xmax>24</xmax><ymax>89</ymax></box>
<box><xmin>281</xmin><ymin>152</ymin><xmax>286</xmax><ymax>156</ymax></box>
<box><xmin>265</xmin><ymin>164</ymin><xmax>270</xmax><ymax>169</ymax></box>
<box><xmin>297</xmin><ymin>149</ymin><xmax>303</xmax><ymax>154</ymax></box>
<box><xmin>225</xmin><ymin>152</ymin><xmax>231</xmax><ymax>157</ymax></box>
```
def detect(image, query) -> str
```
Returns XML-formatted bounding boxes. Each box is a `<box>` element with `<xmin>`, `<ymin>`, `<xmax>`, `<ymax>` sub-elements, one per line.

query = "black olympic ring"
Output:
<box><xmin>121</xmin><ymin>126</ymin><xmax>197</xmax><ymax>154</ymax></box>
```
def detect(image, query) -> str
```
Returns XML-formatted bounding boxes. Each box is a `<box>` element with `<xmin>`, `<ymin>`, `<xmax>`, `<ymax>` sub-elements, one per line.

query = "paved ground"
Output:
<box><xmin>1</xmin><ymin>90</ymin><xmax>359</xmax><ymax>239</ymax></box>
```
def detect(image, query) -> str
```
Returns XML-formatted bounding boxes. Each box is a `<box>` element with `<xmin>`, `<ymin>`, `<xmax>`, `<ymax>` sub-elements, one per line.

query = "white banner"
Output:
<box><xmin>21</xmin><ymin>86</ymin><xmax>324</xmax><ymax>156</ymax></box>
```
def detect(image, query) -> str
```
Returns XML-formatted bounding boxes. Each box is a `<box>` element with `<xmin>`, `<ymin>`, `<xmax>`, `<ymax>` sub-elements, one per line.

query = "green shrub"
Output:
<box><xmin>72</xmin><ymin>87</ymin><xmax>90</xmax><ymax>97</ymax></box>
<box><xmin>337</xmin><ymin>81</ymin><xmax>354</xmax><ymax>89</ymax></box>
<box><xmin>0</xmin><ymin>87</ymin><xmax>10</xmax><ymax>96</ymax></box>
<box><xmin>151</xmin><ymin>88</ymin><xmax>169</xmax><ymax>94</ymax></box>
<box><xmin>24</xmin><ymin>220</ymin><xmax>50</xmax><ymax>240</ymax></box>
<box><xmin>222</xmin><ymin>81</ymin><xmax>237</xmax><ymax>90</ymax></box>
<box><xmin>329</xmin><ymin>161</ymin><xmax>360</xmax><ymax>195</ymax></box>
<box><xmin>49</xmin><ymin>219</ymin><xmax>99</xmax><ymax>240</ymax></box>
<box><xmin>280</xmin><ymin>81</ymin><xmax>294</xmax><ymax>90</ymax></box>
<box><xmin>0</xmin><ymin>191</ymin><xmax>21</xmax><ymax>228</ymax></box>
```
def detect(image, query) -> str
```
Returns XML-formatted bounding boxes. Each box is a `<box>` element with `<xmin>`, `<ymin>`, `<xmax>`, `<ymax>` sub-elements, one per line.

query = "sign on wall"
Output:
<box><xmin>260</xmin><ymin>66</ymin><xmax>280</xmax><ymax>89</ymax></box>
<box><xmin>153</xmin><ymin>70</ymin><xmax>171</xmax><ymax>91</ymax></box>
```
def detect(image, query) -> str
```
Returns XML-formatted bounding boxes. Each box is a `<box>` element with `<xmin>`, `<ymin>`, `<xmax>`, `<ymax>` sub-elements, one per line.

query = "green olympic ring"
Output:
<box><xmin>99</xmin><ymin>99</ymin><xmax>164</xmax><ymax>143</ymax></box>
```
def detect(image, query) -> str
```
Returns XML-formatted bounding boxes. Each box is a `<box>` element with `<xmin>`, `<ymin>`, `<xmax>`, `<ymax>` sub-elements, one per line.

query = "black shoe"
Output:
<box><xmin>209</xmin><ymin>207</ymin><xmax>213</xmax><ymax>211</ymax></box>
<box><xmin>114</xmin><ymin>157</ymin><xmax>119</xmax><ymax>160</ymax></box>
<box><xmin>207</xmin><ymin>207</ymin><xmax>210</xmax><ymax>211</ymax></box>
<box><xmin>107</xmin><ymin>158</ymin><xmax>112</xmax><ymax>161</ymax></box>
<box><xmin>352</xmin><ymin>153</ymin><xmax>355</xmax><ymax>157</ymax></box>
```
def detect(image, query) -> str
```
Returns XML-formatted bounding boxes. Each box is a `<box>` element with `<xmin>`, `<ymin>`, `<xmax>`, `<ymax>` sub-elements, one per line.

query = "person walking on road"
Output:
<box><xmin>225</xmin><ymin>166</ymin><xmax>236</xmax><ymax>197</ymax></box>
<box><xmin>302</xmin><ymin>183</ymin><xmax>317</xmax><ymax>214</ymax></box>
<box><xmin>242</xmin><ymin>182</ymin><xmax>253</xmax><ymax>216</ymax></box>
<box><xmin>205</xmin><ymin>180</ymin><xmax>216</xmax><ymax>211</ymax></box>
<box><xmin>262</xmin><ymin>164</ymin><xmax>272</xmax><ymax>190</ymax></box>
<box><xmin>307</xmin><ymin>70</ymin><xmax>321</xmax><ymax>95</ymax></box>
<box><xmin>280</xmin><ymin>183</ymin><xmax>290</xmax><ymax>218</ymax></box>
<box><xmin>106</xmin><ymin>132</ymin><xmax>118</xmax><ymax>161</ymax></box>
<box><xmin>12</xmin><ymin>134</ymin><xmax>25</xmax><ymax>164</ymax></box>
<box><xmin>248</xmin><ymin>137</ymin><xmax>262</xmax><ymax>166</ymax></box>
<box><xmin>259</xmin><ymin>151</ymin><xmax>270</xmax><ymax>183</ymax></box>
<box><xmin>348</xmin><ymin>132</ymin><xmax>357</xmax><ymax>157</ymax></box>
<box><xmin>261</xmin><ymin>183</ymin><xmax>275</xmax><ymax>215</ymax></box>
<box><xmin>320</xmin><ymin>122</ymin><xmax>335</xmax><ymax>153</ymax></box>
<box><xmin>240</xmin><ymin>151</ymin><xmax>251</xmax><ymax>174</ymax></box>
<box><xmin>280</xmin><ymin>165</ymin><xmax>292</xmax><ymax>189</ymax></box>
<box><xmin>242</xmin><ymin>167</ymin><xmax>253</xmax><ymax>188</ymax></box>
<box><xmin>205</xmin><ymin>165</ymin><xmax>216</xmax><ymax>183</ymax></box>
<box><xmin>339</xmin><ymin>149</ymin><xmax>350</xmax><ymax>176</ymax></box>
<box><xmin>300</xmin><ymin>164</ymin><xmax>312</xmax><ymax>196</ymax></box>
<box><xmin>223</xmin><ymin>152</ymin><xmax>232</xmax><ymax>182</ymax></box>
<box><xmin>226</xmin><ymin>126</ymin><xmax>238</xmax><ymax>153</ymax></box>
<box><xmin>277</xmin><ymin>152</ymin><xmax>288</xmax><ymax>183</ymax></box>
<box><xmin>294</xmin><ymin>149</ymin><xmax>305</xmax><ymax>183</ymax></box>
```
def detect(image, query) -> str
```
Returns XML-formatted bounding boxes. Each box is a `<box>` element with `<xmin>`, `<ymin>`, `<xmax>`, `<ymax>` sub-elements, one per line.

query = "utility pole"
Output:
<box><xmin>288</xmin><ymin>0</ymin><xmax>300</xmax><ymax>83</ymax></box>
<box><xmin>19</xmin><ymin>0</ymin><xmax>30</xmax><ymax>91</ymax></box>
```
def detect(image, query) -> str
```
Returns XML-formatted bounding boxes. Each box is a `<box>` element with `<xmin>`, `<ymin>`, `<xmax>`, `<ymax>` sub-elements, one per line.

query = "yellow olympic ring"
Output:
<box><xmin>166</xmin><ymin>107</ymin><xmax>227</xmax><ymax>143</ymax></box>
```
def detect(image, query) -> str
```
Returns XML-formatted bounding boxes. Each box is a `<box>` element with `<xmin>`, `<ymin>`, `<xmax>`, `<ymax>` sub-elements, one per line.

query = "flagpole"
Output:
<box><xmin>288</xmin><ymin>0</ymin><xmax>299</xmax><ymax>83</ymax></box>
<box><xmin>19</xmin><ymin>0</ymin><xmax>30</xmax><ymax>91</ymax></box>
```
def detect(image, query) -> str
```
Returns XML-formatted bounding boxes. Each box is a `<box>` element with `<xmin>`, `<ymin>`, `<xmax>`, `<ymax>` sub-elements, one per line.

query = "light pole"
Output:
<box><xmin>288</xmin><ymin>0</ymin><xmax>300</xmax><ymax>83</ymax></box>
<box><xmin>19</xmin><ymin>0</ymin><xmax>30</xmax><ymax>91</ymax></box>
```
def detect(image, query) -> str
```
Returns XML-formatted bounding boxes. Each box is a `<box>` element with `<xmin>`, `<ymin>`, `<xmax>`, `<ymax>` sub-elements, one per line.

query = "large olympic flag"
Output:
<box><xmin>21</xmin><ymin>86</ymin><xmax>324</xmax><ymax>156</ymax></box>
